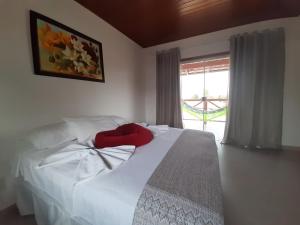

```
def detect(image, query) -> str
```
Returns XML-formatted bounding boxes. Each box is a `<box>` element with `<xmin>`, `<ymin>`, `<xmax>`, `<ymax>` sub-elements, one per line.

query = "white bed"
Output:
<box><xmin>15</xmin><ymin>125</ymin><xmax>183</xmax><ymax>225</ymax></box>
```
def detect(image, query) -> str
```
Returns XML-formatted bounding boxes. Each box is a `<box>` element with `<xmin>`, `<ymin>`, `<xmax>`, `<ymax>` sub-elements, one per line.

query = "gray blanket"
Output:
<box><xmin>132</xmin><ymin>130</ymin><xmax>224</xmax><ymax>225</ymax></box>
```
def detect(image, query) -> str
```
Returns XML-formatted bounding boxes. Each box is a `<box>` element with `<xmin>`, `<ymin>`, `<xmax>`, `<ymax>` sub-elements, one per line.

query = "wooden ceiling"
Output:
<box><xmin>75</xmin><ymin>0</ymin><xmax>300</xmax><ymax>47</ymax></box>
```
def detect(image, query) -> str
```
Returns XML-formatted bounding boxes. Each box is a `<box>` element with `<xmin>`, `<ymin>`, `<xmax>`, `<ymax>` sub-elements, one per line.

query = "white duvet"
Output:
<box><xmin>15</xmin><ymin>127</ymin><xmax>182</xmax><ymax>225</ymax></box>
<box><xmin>38</xmin><ymin>143</ymin><xmax>135</xmax><ymax>185</ymax></box>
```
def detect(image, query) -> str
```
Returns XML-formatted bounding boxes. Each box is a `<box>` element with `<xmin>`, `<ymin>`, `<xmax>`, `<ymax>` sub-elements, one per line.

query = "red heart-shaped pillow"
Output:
<box><xmin>95</xmin><ymin>123</ymin><xmax>153</xmax><ymax>148</ymax></box>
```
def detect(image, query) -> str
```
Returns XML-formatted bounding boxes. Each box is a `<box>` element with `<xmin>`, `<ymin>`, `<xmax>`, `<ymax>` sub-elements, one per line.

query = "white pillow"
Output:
<box><xmin>64</xmin><ymin>117</ymin><xmax>119</xmax><ymax>143</ymax></box>
<box><xmin>147</xmin><ymin>125</ymin><xmax>169</xmax><ymax>136</ymax></box>
<box><xmin>109</xmin><ymin>115</ymin><xmax>129</xmax><ymax>126</ymax></box>
<box><xmin>135</xmin><ymin>122</ymin><xmax>148</xmax><ymax>127</ymax></box>
<box><xmin>68</xmin><ymin>115</ymin><xmax>129</xmax><ymax>125</ymax></box>
<box><xmin>82</xmin><ymin>115</ymin><xmax>129</xmax><ymax>125</ymax></box>
<box><xmin>24</xmin><ymin>122</ymin><xmax>76</xmax><ymax>150</ymax></box>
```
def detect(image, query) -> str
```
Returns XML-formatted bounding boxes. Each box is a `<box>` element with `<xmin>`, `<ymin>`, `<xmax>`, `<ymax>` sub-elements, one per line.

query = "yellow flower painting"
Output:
<box><xmin>30</xmin><ymin>11</ymin><xmax>104</xmax><ymax>82</ymax></box>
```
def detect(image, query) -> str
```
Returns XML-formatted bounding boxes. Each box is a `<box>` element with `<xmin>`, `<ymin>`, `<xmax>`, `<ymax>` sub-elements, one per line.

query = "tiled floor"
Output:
<box><xmin>219</xmin><ymin>144</ymin><xmax>300</xmax><ymax>225</ymax></box>
<box><xmin>1</xmin><ymin>145</ymin><xmax>300</xmax><ymax>225</ymax></box>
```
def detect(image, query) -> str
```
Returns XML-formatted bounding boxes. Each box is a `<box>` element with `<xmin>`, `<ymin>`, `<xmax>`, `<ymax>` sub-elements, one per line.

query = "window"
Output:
<box><xmin>180</xmin><ymin>54</ymin><xmax>230</xmax><ymax>141</ymax></box>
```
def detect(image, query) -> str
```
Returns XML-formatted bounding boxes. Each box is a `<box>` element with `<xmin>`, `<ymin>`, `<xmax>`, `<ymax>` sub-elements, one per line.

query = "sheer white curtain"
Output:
<box><xmin>156</xmin><ymin>48</ymin><xmax>183</xmax><ymax>128</ymax></box>
<box><xmin>223</xmin><ymin>28</ymin><xmax>285</xmax><ymax>149</ymax></box>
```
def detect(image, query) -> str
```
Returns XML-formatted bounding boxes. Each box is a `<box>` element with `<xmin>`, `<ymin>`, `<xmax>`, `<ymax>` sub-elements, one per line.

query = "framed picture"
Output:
<box><xmin>30</xmin><ymin>10</ymin><xmax>105</xmax><ymax>82</ymax></box>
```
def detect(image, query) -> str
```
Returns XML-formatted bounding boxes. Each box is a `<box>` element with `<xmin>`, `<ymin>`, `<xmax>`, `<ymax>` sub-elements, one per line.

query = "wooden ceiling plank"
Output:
<box><xmin>178</xmin><ymin>0</ymin><xmax>229</xmax><ymax>9</ymax></box>
<box><xmin>179</xmin><ymin>1</ymin><xmax>230</xmax><ymax>16</ymax></box>
<box><xmin>74</xmin><ymin>0</ymin><xmax>300</xmax><ymax>47</ymax></box>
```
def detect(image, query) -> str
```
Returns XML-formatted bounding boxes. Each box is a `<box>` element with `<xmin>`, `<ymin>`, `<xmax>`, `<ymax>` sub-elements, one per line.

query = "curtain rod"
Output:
<box><xmin>181</xmin><ymin>51</ymin><xmax>230</xmax><ymax>63</ymax></box>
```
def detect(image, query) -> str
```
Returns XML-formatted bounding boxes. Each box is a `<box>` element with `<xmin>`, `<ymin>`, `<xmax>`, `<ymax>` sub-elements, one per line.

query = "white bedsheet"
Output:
<box><xmin>16</xmin><ymin>128</ymin><xmax>182</xmax><ymax>225</ymax></box>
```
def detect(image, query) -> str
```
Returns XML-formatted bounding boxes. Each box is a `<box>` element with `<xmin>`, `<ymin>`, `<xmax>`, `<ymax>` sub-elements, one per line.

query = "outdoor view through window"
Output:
<box><xmin>180</xmin><ymin>55</ymin><xmax>230</xmax><ymax>141</ymax></box>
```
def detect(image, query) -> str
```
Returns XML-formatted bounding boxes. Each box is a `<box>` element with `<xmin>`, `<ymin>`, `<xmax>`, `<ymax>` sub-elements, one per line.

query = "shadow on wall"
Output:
<box><xmin>0</xmin><ymin>137</ymin><xmax>18</xmax><ymax>210</ymax></box>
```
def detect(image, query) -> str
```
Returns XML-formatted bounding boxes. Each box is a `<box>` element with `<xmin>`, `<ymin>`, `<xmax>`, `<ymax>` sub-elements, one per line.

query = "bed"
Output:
<box><xmin>13</xmin><ymin>117</ymin><xmax>224</xmax><ymax>225</ymax></box>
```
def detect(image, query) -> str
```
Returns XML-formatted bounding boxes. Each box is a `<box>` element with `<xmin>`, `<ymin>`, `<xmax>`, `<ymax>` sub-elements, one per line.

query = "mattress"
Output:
<box><xmin>16</xmin><ymin>128</ymin><xmax>183</xmax><ymax>225</ymax></box>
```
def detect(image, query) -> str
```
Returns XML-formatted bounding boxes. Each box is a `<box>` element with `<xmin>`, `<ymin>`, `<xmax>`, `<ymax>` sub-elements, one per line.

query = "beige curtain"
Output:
<box><xmin>156</xmin><ymin>48</ymin><xmax>183</xmax><ymax>128</ymax></box>
<box><xmin>223</xmin><ymin>28</ymin><xmax>285</xmax><ymax>149</ymax></box>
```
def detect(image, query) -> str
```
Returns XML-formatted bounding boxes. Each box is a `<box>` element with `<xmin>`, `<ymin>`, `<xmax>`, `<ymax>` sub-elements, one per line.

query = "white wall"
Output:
<box><xmin>142</xmin><ymin>17</ymin><xmax>300</xmax><ymax>147</ymax></box>
<box><xmin>0</xmin><ymin>0</ymin><xmax>145</xmax><ymax>208</ymax></box>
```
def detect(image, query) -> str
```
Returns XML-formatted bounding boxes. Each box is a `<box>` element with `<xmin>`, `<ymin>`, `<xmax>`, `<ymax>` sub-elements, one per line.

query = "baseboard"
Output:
<box><xmin>282</xmin><ymin>145</ymin><xmax>300</xmax><ymax>151</ymax></box>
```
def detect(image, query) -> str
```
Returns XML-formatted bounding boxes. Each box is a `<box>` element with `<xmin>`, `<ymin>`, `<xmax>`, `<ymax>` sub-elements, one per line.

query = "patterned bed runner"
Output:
<box><xmin>132</xmin><ymin>129</ymin><xmax>224</xmax><ymax>225</ymax></box>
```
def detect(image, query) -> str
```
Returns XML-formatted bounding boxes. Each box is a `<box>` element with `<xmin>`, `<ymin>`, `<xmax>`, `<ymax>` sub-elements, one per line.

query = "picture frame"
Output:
<box><xmin>30</xmin><ymin>10</ymin><xmax>105</xmax><ymax>83</ymax></box>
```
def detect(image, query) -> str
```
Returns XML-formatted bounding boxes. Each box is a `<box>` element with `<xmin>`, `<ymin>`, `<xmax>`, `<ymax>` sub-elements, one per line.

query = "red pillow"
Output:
<box><xmin>95</xmin><ymin>123</ymin><xmax>153</xmax><ymax>148</ymax></box>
